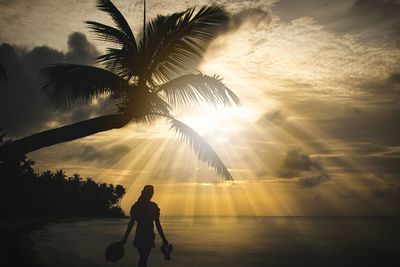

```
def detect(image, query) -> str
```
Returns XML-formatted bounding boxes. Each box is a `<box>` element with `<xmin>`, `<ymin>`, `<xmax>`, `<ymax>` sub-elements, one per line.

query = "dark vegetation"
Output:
<box><xmin>0</xmin><ymin>132</ymin><xmax>126</xmax><ymax>267</ymax></box>
<box><xmin>0</xmin><ymin>132</ymin><xmax>126</xmax><ymax>218</ymax></box>
<box><xmin>0</xmin><ymin>159</ymin><xmax>126</xmax><ymax>218</ymax></box>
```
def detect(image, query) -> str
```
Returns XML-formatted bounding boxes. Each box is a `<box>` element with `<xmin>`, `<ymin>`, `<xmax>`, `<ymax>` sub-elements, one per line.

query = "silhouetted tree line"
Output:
<box><xmin>0</xmin><ymin>159</ymin><xmax>126</xmax><ymax>218</ymax></box>
<box><xmin>0</xmin><ymin>131</ymin><xmax>126</xmax><ymax>218</ymax></box>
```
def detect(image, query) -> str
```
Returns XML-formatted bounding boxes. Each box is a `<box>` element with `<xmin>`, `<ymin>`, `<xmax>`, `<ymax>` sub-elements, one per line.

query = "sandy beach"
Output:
<box><xmin>25</xmin><ymin>216</ymin><xmax>400</xmax><ymax>267</ymax></box>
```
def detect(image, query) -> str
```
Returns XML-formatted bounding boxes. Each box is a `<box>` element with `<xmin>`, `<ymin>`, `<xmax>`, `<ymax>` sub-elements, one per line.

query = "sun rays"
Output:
<box><xmin>98</xmin><ymin>96</ymin><xmax>397</xmax><ymax>217</ymax></box>
<box><xmin>15</xmin><ymin>0</ymin><xmax>400</xmax><ymax>217</ymax></box>
<box><xmin>28</xmin><ymin>81</ymin><xmax>399</xmax><ymax>217</ymax></box>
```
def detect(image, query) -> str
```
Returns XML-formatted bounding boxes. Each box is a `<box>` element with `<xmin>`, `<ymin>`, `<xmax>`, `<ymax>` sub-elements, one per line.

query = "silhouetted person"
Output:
<box><xmin>121</xmin><ymin>185</ymin><xmax>168</xmax><ymax>267</ymax></box>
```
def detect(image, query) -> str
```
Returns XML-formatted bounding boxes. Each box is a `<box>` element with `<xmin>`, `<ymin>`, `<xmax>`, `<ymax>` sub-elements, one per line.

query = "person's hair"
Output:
<box><xmin>137</xmin><ymin>185</ymin><xmax>154</xmax><ymax>202</ymax></box>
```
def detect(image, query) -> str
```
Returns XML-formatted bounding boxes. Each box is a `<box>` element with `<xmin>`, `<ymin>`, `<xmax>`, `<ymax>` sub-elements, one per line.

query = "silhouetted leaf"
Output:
<box><xmin>158</xmin><ymin>73</ymin><xmax>240</xmax><ymax>107</ymax></box>
<box><xmin>128</xmin><ymin>92</ymin><xmax>172</xmax><ymax>125</ymax></box>
<box><xmin>140</xmin><ymin>6</ymin><xmax>229</xmax><ymax>82</ymax></box>
<box><xmin>96</xmin><ymin>0</ymin><xmax>135</xmax><ymax>43</ymax></box>
<box><xmin>96</xmin><ymin>47</ymin><xmax>138</xmax><ymax>79</ymax></box>
<box><xmin>85</xmin><ymin>21</ymin><xmax>133</xmax><ymax>49</ymax></box>
<box><xmin>169</xmin><ymin>118</ymin><xmax>233</xmax><ymax>180</ymax></box>
<box><xmin>41</xmin><ymin>64</ymin><xmax>128</xmax><ymax>109</ymax></box>
<box><xmin>93</xmin><ymin>0</ymin><xmax>139</xmax><ymax>78</ymax></box>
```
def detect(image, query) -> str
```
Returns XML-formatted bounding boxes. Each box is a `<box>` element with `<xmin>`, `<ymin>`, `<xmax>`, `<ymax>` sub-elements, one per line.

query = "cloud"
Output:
<box><xmin>65</xmin><ymin>32</ymin><xmax>98</xmax><ymax>64</ymax></box>
<box><xmin>60</xmin><ymin>143</ymin><xmax>130</xmax><ymax>165</ymax></box>
<box><xmin>277</xmin><ymin>149</ymin><xmax>323</xmax><ymax>178</ymax></box>
<box><xmin>227</xmin><ymin>7</ymin><xmax>271</xmax><ymax>33</ymax></box>
<box><xmin>298</xmin><ymin>174</ymin><xmax>329</xmax><ymax>188</ymax></box>
<box><xmin>344</xmin><ymin>105</ymin><xmax>363</xmax><ymax>115</ymax></box>
<box><xmin>370</xmin><ymin>186</ymin><xmax>400</xmax><ymax>199</ymax></box>
<box><xmin>347</xmin><ymin>0</ymin><xmax>400</xmax><ymax>43</ymax></box>
<box><xmin>276</xmin><ymin>149</ymin><xmax>330</xmax><ymax>187</ymax></box>
<box><xmin>272</xmin><ymin>0</ymin><xmax>349</xmax><ymax>24</ymax></box>
<box><xmin>272</xmin><ymin>0</ymin><xmax>400</xmax><ymax>44</ymax></box>
<box><xmin>362</xmin><ymin>72</ymin><xmax>400</xmax><ymax>95</ymax></box>
<box><xmin>0</xmin><ymin>32</ymin><xmax>113</xmax><ymax>138</ymax></box>
<box><xmin>338</xmin><ymin>190</ymin><xmax>358</xmax><ymax>199</ymax></box>
<box><xmin>258</xmin><ymin>110</ymin><xmax>286</xmax><ymax>125</ymax></box>
<box><xmin>264</xmin><ymin>95</ymin><xmax>400</xmax><ymax>178</ymax></box>
<box><xmin>208</xmin><ymin>7</ymin><xmax>271</xmax><ymax>52</ymax></box>
<box><xmin>316</xmin><ymin>106</ymin><xmax>400</xmax><ymax>147</ymax></box>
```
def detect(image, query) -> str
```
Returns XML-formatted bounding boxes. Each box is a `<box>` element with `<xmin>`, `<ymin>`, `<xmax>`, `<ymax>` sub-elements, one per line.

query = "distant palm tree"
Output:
<box><xmin>0</xmin><ymin>0</ymin><xmax>239</xmax><ymax>180</ymax></box>
<box><xmin>114</xmin><ymin>184</ymin><xmax>125</xmax><ymax>207</ymax></box>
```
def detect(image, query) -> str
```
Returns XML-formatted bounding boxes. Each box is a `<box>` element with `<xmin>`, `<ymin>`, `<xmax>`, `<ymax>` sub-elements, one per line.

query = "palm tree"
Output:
<box><xmin>114</xmin><ymin>184</ymin><xmax>126</xmax><ymax>207</ymax></box>
<box><xmin>0</xmin><ymin>0</ymin><xmax>239</xmax><ymax>180</ymax></box>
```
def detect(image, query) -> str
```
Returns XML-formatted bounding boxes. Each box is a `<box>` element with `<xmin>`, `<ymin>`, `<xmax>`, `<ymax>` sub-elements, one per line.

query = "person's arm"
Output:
<box><xmin>121</xmin><ymin>218</ymin><xmax>135</xmax><ymax>244</ymax></box>
<box><xmin>155</xmin><ymin>218</ymin><xmax>168</xmax><ymax>244</ymax></box>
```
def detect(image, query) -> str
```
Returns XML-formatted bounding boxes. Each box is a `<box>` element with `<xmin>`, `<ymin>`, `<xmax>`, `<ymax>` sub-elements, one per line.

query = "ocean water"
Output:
<box><xmin>30</xmin><ymin>217</ymin><xmax>400</xmax><ymax>267</ymax></box>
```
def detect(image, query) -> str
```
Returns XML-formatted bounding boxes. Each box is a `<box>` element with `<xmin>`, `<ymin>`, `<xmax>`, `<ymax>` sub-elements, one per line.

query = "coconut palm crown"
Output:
<box><xmin>0</xmin><ymin>0</ymin><xmax>239</xmax><ymax>180</ymax></box>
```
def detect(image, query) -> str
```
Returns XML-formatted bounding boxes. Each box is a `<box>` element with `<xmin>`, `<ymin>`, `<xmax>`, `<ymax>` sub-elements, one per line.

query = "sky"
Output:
<box><xmin>1</xmin><ymin>0</ymin><xmax>400</xmax><ymax>216</ymax></box>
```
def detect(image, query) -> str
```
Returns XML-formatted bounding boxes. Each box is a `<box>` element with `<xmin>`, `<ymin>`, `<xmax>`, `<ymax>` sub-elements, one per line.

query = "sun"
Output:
<box><xmin>177</xmin><ymin>105</ymin><xmax>255</xmax><ymax>138</ymax></box>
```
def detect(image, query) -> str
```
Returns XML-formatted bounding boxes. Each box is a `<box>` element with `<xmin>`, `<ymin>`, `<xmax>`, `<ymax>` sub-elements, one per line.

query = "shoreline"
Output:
<box><xmin>3</xmin><ymin>216</ymin><xmax>399</xmax><ymax>267</ymax></box>
<box><xmin>1</xmin><ymin>216</ymin><xmax>127</xmax><ymax>267</ymax></box>
<box><xmin>1</xmin><ymin>218</ymin><xmax>49</xmax><ymax>267</ymax></box>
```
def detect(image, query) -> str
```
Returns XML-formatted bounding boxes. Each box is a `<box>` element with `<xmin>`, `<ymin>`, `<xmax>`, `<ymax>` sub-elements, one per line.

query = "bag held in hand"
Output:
<box><xmin>160</xmin><ymin>243</ymin><xmax>173</xmax><ymax>260</ymax></box>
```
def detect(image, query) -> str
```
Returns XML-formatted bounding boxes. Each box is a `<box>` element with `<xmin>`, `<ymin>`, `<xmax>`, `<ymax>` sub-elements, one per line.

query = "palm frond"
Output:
<box><xmin>125</xmin><ymin>90</ymin><xmax>172</xmax><ymax>119</ymax></box>
<box><xmin>147</xmin><ymin>93</ymin><xmax>172</xmax><ymax>116</ymax></box>
<box><xmin>157</xmin><ymin>73</ymin><xmax>240</xmax><ymax>107</ymax></box>
<box><xmin>113</xmin><ymin>88</ymin><xmax>172</xmax><ymax>124</ymax></box>
<box><xmin>85</xmin><ymin>21</ymin><xmax>131</xmax><ymax>47</ymax></box>
<box><xmin>96</xmin><ymin>47</ymin><xmax>138</xmax><ymax>79</ymax></box>
<box><xmin>41</xmin><ymin>64</ymin><xmax>128</xmax><ymax>109</ymax></box>
<box><xmin>131</xmin><ymin>113</ymin><xmax>163</xmax><ymax>125</ymax></box>
<box><xmin>139</xmin><ymin>6</ymin><xmax>229</xmax><ymax>83</ymax></box>
<box><xmin>95</xmin><ymin>0</ymin><xmax>135</xmax><ymax>43</ymax></box>
<box><xmin>169</xmin><ymin>118</ymin><xmax>233</xmax><ymax>180</ymax></box>
<box><xmin>131</xmin><ymin>107</ymin><xmax>166</xmax><ymax>125</ymax></box>
<box><xmin>89</xmin><ymin>0</ymin><xmax>139</xmax><ymax>79</ymax></box>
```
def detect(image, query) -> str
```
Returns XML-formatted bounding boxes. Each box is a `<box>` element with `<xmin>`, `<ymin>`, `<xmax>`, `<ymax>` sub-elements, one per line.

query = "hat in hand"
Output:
<box><xmin>105</xmin><ymin>241</ymin><xmax>124</xmax><ymax>262</ymax></box>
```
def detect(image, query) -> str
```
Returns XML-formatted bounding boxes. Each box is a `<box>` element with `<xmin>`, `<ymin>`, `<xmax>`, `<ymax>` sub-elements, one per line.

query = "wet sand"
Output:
<box><xmin>28</xmin><ymin>216</ymin><xmax>400</xmax><ymax>267</ymax></box>
<box><xmin>1</xmin><ymin>218</ymin><xmax>48</xmax><ymax>267</ymax></box>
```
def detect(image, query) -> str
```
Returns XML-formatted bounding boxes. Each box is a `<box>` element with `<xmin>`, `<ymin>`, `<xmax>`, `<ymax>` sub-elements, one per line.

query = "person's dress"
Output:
<box><xmin>130</xmin><ymin>201</ymin><xmax>160</xmax><ymax>249</ymax></box>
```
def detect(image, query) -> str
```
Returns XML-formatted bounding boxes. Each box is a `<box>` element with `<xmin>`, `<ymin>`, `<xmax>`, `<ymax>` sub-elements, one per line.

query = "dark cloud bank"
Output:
<box><xmin>277</xmin><ymin>149</ymin><xmax>330</xmax><ymax>187</ymax></box>
<box><xmin>0</xmin><ymin>32</ymin><xmax>108</xmax><ymax>138</ymax></box>
<box><xmin>259</xmin><ymin>148</ymin><xmax>331</xmax><ymax>188</ymax></box>
<box><xmin>273</xmin><ymin>0</ymin><xmax>400</xmax><ymax>45</ymax></box>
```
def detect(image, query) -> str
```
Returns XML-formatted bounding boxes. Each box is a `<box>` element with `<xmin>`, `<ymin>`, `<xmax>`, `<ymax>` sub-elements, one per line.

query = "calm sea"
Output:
<box><xmin>30</xmin><ymin>217</ymin><xmax>400</xmax><ymax>267</ymax></box>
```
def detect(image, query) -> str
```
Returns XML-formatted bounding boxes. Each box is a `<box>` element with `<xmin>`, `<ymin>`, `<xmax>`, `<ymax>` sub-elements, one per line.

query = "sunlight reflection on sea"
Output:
<box><xmin>31</xmin><ymin>217</ymin><xmax>400</xmax><ymax>267</ymax></box>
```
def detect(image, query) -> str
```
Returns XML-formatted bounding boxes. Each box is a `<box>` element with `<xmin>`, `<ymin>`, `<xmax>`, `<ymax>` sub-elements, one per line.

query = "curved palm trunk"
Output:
<box><xmin>0</xmin><ymin>112</ymin><xmax>133</xmax><ymax>161</ymax></box>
